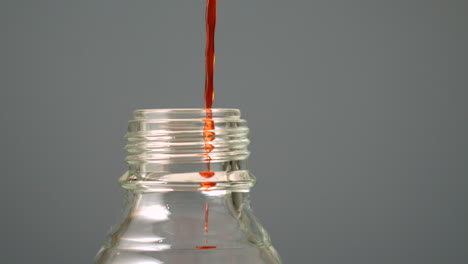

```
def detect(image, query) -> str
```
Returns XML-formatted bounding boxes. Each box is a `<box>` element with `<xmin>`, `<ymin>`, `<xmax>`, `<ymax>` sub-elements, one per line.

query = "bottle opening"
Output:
<box><xmin>133</xmin><ymin>108</ymin><xmax>241</xmax><ymax>120</ymax></box>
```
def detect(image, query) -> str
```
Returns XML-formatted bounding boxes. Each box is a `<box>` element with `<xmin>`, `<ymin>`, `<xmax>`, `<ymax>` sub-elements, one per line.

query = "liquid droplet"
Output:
<box><xmin>200</xmin><ymin>182</ymin><xmax>217</xmax><ymax>188</ymax></box>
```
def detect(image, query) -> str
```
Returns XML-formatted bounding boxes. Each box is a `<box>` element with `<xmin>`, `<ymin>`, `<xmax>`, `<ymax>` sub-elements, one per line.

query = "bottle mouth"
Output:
<box><xmin>133</xmin><ymin>108</ymin><xmax>241</xmax><ymax>120</ymax></box>
<box><xmin>125</xmin><ymin>108</ymin><xmax>250</xmax><ymax>166</ymax></box>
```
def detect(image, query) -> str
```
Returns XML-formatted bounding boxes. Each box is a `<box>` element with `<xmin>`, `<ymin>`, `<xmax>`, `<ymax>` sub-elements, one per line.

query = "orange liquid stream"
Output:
<box><xmin>204</xmin><ymin>0</ymin><xmax>216</xmax><ymax>109</ymax></box>
<box><xmin>197</xmin><ymin>0</ymin><xmax>217</xmax><ymax>250</ymax></box>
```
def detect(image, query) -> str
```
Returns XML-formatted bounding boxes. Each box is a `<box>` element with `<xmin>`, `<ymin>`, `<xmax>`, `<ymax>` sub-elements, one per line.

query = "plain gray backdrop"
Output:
<box><xmin>2</xmin><ymin>0</ymin><xmax>467</xmax><ymax>263</ymax></box>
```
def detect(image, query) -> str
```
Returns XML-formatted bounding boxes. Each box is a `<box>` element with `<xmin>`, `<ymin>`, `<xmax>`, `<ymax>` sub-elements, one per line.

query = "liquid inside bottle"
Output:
<box><xmin>95</xmin><ymin>108</ymin><xmax>282</xmax><ymax>264</ymax></box>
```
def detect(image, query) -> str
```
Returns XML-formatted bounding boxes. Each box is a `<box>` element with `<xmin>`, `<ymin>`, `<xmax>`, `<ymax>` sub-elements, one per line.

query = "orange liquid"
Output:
<box><xmin>196</xmin><ymin>246</ymin><xmax>218</xmax><ymax>250</ymax></box>
<box><xmin>199</xmin><ymin>109</ymin><xmax>215</xmax><ymax>179</ymax></box>
<box><xmin>204</xmin><ymin>0</ymin><xmax>216</xmax><ymax>109</ymax></box>
<box><xmin>200</xmin><ymin>182</ymin><xmax>217</xmax><ymax>188</ymax></box>
<box><xmin>203</xmin><ymin>202</ymin><xmax>210</xmax><ymax>233</ymax></box>
<box><xmin>197</xmin><ymin>0</ymin><xmax>218</xmax><ymax>250</ymax></box>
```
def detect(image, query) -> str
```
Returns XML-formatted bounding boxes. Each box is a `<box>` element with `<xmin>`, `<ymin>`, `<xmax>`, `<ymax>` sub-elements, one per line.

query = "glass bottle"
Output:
<box><xmin>95</xmin><ymin>109</ymin><xmax>282</xmax><ymax>264</ymax></box>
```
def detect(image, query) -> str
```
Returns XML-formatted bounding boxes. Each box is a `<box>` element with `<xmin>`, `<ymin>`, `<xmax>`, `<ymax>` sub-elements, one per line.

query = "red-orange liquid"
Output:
<box><xmin>203</xmin><ymin>202</ymin><xmax>210</xmax><ymax>233</ymax></box>
<box><xmin>200</xmin><ymin>182</ymin><xmax>217</xmax><ymax>188</ymax></box>
<box><xmin>204</xmin><ymin>0</ymin><xmax>216</xmax><ymax>109</ymax></box>
<box><xmin>196</xmin><ymin>246</ymin><xmax>218</xmax><ymax>250</ymax></box>
<box><xmin>199</xmin><ymin>109</ymin><xmax>215</xmax><ymax>179</ymax></box>
<box><xmin>197</xmin><ymin>0</ymin><xmax>217</xmax><ymax>250</ymax></box>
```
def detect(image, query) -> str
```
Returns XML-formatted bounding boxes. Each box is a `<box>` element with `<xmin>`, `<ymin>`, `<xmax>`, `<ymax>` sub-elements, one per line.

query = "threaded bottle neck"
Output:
<box><xmin>121</xmin><ymin>109</ymin><xmax>253</xmax><ymax>190</ymax></box>
<box><xmin>126</xmin><ymin>108</ymin><xmax>250</xmax><ymax>164</ymax></box>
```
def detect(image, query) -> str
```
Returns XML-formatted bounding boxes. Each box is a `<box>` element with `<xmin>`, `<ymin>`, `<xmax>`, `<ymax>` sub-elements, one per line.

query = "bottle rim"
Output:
<box><xmin>133</xmin><ymin>108</ymin><xmax>240</xmax><ymax>120</ymax></box>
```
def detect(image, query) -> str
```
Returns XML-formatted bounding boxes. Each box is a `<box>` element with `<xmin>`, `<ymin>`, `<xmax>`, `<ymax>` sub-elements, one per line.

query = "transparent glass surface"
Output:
<box><xmin>95</xmin><ymin>109</ymin><xmax>282</xmax><ymax>264</ymax></box>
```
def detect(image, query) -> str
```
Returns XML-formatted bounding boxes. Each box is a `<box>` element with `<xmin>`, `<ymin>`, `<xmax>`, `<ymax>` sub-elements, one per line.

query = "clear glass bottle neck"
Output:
<box><xmin>121</xmin><ymin>109</ymin><xmax>253</xmax><ymax>191</ymax></box>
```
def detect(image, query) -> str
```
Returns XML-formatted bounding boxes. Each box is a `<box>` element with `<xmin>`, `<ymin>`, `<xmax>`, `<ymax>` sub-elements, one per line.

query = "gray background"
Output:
<box><xmin>1</xmin><ymin>0</ymin><xmax>467</xmax><ymax>263</ymax></box>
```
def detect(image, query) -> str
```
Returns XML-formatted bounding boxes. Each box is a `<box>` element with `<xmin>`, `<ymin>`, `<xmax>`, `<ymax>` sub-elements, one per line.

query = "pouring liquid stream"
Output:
<box><xmin>197</xmin><ymin>0</ymin><xmax>217</xmax><ymax>250</ymax></box>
